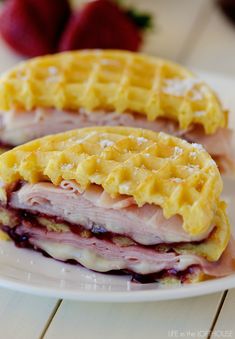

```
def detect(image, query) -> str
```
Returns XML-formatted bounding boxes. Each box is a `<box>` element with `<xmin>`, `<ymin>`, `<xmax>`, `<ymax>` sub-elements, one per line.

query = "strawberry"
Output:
<box><xmin>217</xmin><ymin>0</ymin><xmax>235</xmax><ymax>24</ymax></box>
<box><xmin>59</xmin><ymin>0</ymin><xmax>152</xmax><ymax>52</ymax></box>
<box><xmin>0</xmin><ymin>0</ymin><xmax>71</xmax><ymax>57</ymax></box>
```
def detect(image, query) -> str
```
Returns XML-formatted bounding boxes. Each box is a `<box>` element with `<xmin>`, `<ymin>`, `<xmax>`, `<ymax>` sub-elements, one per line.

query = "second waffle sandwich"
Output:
<box><xmin>0</xmin><ymin>50</ymin><xmax>234</xmax><ymax>174</ymax></box>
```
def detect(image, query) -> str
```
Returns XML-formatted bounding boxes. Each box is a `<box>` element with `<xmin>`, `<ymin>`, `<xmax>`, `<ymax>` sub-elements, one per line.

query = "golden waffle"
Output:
<box><xmin>0</xmin><ymin>231</ymin><xmax>9</xmax><ymax>241</ymax></box>
<box><xmin>174</xmin><ymin>201</ymin><xmax>230</xmax><ymax>261</ymax></box>
<box><xmin>0</xmin><ymin>50</ymin><xmax>226</xmax><ymax>134</ymax></box>
<box><xmin>0</xmin><ymin>126</ymin><xmax>222</xmax><ymax>236</ymax></box>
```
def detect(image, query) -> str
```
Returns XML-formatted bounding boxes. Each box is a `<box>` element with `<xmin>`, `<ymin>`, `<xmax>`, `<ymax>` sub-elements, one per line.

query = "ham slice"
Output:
<box><xmin>0</xmin><ymin>108</ymin><xmax>184</xmax><ymax>146</ymax></box>
<box><xmin>9</xmin><ymin>181</ymin><xmax>214</xmax><ymax>245</ymax></box>
<box><xmin>0</xmin><ymin>109</ymin><xmax>234</xmax><ymax>168</ymax></box>
<box><xmin>184</xmin><ymin>126</ymin><xmax>234</xmax><ymax>157</ymax></box>
<box><xmin>13</xmin><ymin>221</ymin><xmax>235</xmax><ymax>277</ymax></box>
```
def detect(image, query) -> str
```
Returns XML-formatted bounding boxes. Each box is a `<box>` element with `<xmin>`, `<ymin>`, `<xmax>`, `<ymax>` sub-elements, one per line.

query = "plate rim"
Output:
<box><xmin>0</xmin><ymin>271</ymin><xmax>234</xmax><ymax>302</ymax></box>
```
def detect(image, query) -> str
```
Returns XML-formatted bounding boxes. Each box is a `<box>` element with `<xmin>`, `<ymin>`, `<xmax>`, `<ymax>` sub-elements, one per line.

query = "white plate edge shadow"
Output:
<box><xmin>0</xmin><ymin>263</ymin><xmax>235</xmax><ymax>302</ymax></box>
<box><xmin>0</xmin><ymin>70</ymin><xmax>234</xmax><ymax>302</ymax></box>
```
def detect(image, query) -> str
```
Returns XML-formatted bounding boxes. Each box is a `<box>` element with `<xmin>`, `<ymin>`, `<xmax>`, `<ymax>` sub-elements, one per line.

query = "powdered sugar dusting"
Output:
<box><xmin>171</xmin><ymin>177</ymin><xmax>183</xmax><ymax>183</ymax></box>
<box><xmin>136</xmin><ymin>137</ymin><xmax>148</xmax><ymax>144</ymax></box>
<box><xmin>46</xmin><ymin>67</ymin><xmax>60</xmax><ymax>83</ymax></box>
<box><xmin>159</xmin><ymin>132</ymin><xmax>169</xmax><ymax>140</ymax></box>
<box><xmin>194</xmin><ymin>110</ymin><xmax>206</xmax><ymax>117</ymax></box>
<box><xmin>100</xmin><ymin>139</ymin><xmax>114</xmax><ymax>148</ymax></box>
<box><xmin>187</xmin><ymin>164</ymin><xmax>200</xmax><ymax>172</ymax></box>
<box><xmin>76</xmin><ymin>139</ymin><xmax>83</xmax><ymax>145</ymax></box>
<box><xmin>61</xmin><ymin>163</ymin><xmax>74</xmax><ymax>171</ymax></box>
<box><xmin>209</xmin><ymin>159</ymin><xmax>217</xmax><ymax>167</ymax></box>
<box><xmin>163</xmin><ymin>77</ymin><xmax>202</xmax><ymax>97</ymax></box>
<box><xmin>119</xmin><ymin>183</ymin><xmax>130</xmax><ymax>192</ymax></box>
<box><xmin>192</xmin><ymin>143</ymin><xmax>205</xmax><ymax>151</ymax></box>
<box><xmin>189</xmin><ymin>151</ymin><xmax>197</xmax><ymax>158</ymax></box>
<box><xmin>173</xmin><ymin>146</ymin><xmax>183</xmax><ymax>158</ymax></box>
<box><xmin>129</xmin><ymin>135</ymin><xmax>148</xmax><ymax>144</ymax></box>
<box><xmin>100</xmin><ymin>59</ymin><xmax>121</xmax><ymax>66</ymax></box>
<box><xmin>48</xmin><ymin>66</ymin><xmax>58</xmax><ymax>75</ymax></box>
<box><xmin>190</xmin><ymin>91</ymin><xmax>204</xmax><ymax>101</ymax></box>
<box><xmin>76</xmin><ymin>131</ymin><xmax>97</xmax><ymax>144</ymax></box>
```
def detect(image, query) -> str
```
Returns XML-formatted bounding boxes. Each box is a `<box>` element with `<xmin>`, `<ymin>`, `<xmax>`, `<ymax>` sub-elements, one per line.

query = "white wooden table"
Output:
<box><xmin>0</xmin><ymin>1</ymin><xmax>235</xmax><ymax>338</ymax></box>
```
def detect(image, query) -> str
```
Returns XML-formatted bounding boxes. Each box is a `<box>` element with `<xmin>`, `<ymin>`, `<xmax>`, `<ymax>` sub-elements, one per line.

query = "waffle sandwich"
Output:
<box><xmin>0</xmin><ymin>50</ymin><xmax>234</xmax><ymax>174</ymax></box>
<box><xmin>0</xmin><ymin>126</ymin><xmax>233</xmax><ymax>283</ymax></box>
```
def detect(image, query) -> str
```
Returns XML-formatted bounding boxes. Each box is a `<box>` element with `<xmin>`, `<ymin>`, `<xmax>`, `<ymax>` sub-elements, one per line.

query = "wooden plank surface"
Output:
<box><xmin>211</xmin><ymin>290</ymin><xmax>235</xmax><ymax>339</ymax></box>
<box><xmin>0</xmin><ymin>289</ymin><xmax>59</xmax><ymax>339</ymax></box>
<box><xmin>43</xmin><ymin>293</ymin><xmax>224</xmax><ymax>339</ymax></box>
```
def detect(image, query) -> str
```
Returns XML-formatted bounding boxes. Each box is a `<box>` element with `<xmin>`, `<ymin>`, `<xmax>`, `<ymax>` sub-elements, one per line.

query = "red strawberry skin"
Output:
<box><xmin>59</xmin><ymin>0</ymin><xmax>142</xmax><ymax>52</ymax></box>
<box><xmin>0</xmin><ymin>0</ymin><xmax>71</xmax><ymax>57</ymax></box>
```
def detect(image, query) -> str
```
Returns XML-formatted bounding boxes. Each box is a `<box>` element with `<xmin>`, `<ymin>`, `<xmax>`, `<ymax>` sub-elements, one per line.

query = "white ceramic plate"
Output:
<box><xmin>0</xmin><ymin>72</ymin><xmax>234</xmax><ymax>302</ymax></box>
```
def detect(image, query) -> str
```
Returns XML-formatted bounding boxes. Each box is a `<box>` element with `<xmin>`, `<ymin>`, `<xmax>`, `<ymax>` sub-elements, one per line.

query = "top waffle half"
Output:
<box><xmin>0</xmin><ymin>126</ymin><xmax>223</xmax><ymax>237</ymax></box>
<box><xmin>0</xmin><ymin>50</ymin><xmax>226</xmax><ymax>134</ymax></box>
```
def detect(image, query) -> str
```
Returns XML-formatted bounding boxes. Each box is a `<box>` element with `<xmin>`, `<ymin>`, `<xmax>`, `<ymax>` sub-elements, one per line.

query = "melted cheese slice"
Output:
<box><xmin>33</xmin><ymin>239</ymin><xmax>202</xmax><ymax>275</ymax></box>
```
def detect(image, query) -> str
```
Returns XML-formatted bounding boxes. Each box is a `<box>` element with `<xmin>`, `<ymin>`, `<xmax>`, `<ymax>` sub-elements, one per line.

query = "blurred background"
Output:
<box><xmin>0</xmin><ymin>0</ymin><xmax>235</xmax><ymax>76</ymax></box>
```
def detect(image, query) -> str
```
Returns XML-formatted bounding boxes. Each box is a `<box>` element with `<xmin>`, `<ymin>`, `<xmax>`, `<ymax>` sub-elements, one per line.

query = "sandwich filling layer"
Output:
<box><xmin>0</xmin><ymin>180</ymin><xmax>234</xmax><ymax>281</ymax></box>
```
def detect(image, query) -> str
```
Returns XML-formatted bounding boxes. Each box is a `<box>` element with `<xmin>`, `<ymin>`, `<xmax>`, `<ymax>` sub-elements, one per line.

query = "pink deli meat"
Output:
<box><xmin>0</xmin><ymin>108</ymin><xmax>233</xmax><ymax>160</ymax></box>
<box><xmin>9</xmin><ymin>181</ymin><xmax>214</xmax><ymax>245</ymax></box>
<box><xmin>15</xmin><ymin>220</ymin><xmax>235</xmax><ymax>277</ymax></box>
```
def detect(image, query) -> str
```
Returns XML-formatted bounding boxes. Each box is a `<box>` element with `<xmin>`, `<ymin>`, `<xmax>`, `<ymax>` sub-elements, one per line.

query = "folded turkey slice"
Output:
<box><xmin>9</xmin><ymin>180</ymin><xmax>213</xmax><ymax>245</ymax></box>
